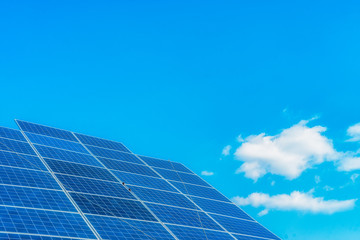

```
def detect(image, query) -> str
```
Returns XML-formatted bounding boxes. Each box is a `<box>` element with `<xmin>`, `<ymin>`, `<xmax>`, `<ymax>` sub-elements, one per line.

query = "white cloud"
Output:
<box><xmin>323</xmin><ymin>185</ymin><xmax>334</xmax><ymax>191</ymax></box>
<box><xmin>351</xmin><ymin>173</ymin><xmax>359</xmax><ymax>183</ymax></box>
<box><xmin>315</xmin><ymin>175</ymin><xmax>321</xmax><ymax>184</ymax></box>
<box><xmin>347</xmin><ymin>123</ymin><xmax>360</xmax><ymax>142</ymax></box>
<box><xmin>222</xmin><ymin>145</ymin><xmax>232</xmax><ymax>156</ymax></box>
<box><xmin>237</xmin><ymin>135</ymin><xmax>244</xmax><ymax>143</ymax></box>
<box><xmin>337</xmin><ymin>156</ymin><xmax>360</xmax><ymax>171</ymax></box>
<box><xmin>201</xmin><ymin>170</ymin><xmax>214</xmax><ymax>176</ymax></box>
<box><xmin>234</xmin><ymin>120</ymin><xmax>338</xmax><ymax>181</ymax></box>
<box><xmin>232</xmin><ymin>191</ymin><xmax>356</xmax><ymax>215</ymax></box>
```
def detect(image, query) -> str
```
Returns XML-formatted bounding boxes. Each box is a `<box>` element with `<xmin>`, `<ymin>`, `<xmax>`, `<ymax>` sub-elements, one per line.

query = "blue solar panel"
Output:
<box><xmin>44</xmin><ymin>158</ymin><xmax>118</xmax><ymax>182</ymax></box>
<box><xmin>131</xmin><ymin>185</ymin><xmax>198</xmax><ymax>210</ymax></box>
<box><xmin>0</xmin><ymin>184</ymin><xmax>76</xmax><ymax>212</ymax></box>
<box><xmin>0</xmin><ymin>166</ymin><xmax>61</xmax><ymax>190</ymax></box>
<box><xmin>113</xmin><ymin>171</ymin><xmax>178</xmax><ymax>192</ymax></box>
<box><xmin>0</xmin><ymin>150</ymin><xmax>47</xmax><ymax>171</ymax></box>
<box><xmin>86</xmin><ymin>145</ymin><xmax>142</xmax><ymax>164</ymax></box>
<box><xmin>98</xmin><ymin>157</ymin><xmax>159</xmax><ymax>178</ymax></box>
<box><xmin>171</xmin><ymin>181</ymin><xmax>231</xmax><ymax>202</ymax></box>
<box><xmin>70</xmin><ymin>192</ymin><xmax>157</xmax><ymax>221</ymax></box>
<box><xmin>75</xmin><ymin>133</ymin><xmax>130</xmax><ymax>153</ymax></box>
<box><xmin>0</xmin><ymin>137</ymin><xmax>36</xmax><ymax>155</ymax></box>
<box><xmin>190</xmin><ymin>196</ymin><xmax>253</xmax><ymax>221</ymax></box>
<box><xmin>16</xmin><ymin>120</ymin><xmax>78</xmax><ymax>142</ymax></box>
<box><xmin>0</xmin><ymin>206</ymin><xmax>96</xmax><ymax>239</ymax></box>
<box><xmin>1</xmin><ymin>120</ymin><xmax>280</xmax><ymax>240</ymax></box>
<box><xmin>210</xmin><ymin>214</ymin><xmax>280</xmax><ymax>240</ymax></box>
<box><xmin>0</xmin><ymin>127</ymin><xmax>26</xmax><ymax>142</ymax></box>
<box><xmin>147</xmin><ymin>203</ymin><xmax>222</xmax><ymax>230</ymax></box>
<box><xmin>166</xmin><ymin>225</ymin><xmax>234</xmax><ymax>240</ymax></box>
<box><xmin>35</xmin><ymin>145</ymin><xmax>102</xmax><ymax>167</ymax></box>
<box><xmin>139</xmin><ymin>156</ymin><xmax>192</xmax><ymax>173</ymax></box>
<box><xmin>87</xmin><ymin>215</ymin><xmax>175</xmax><ymax>240</ymax></box>
<box><xmin>154</xmin><ymin>167</ymin><xmax>211</xmax><ymax>187</ymax></box>
<box><xmin>56</xmin><ymin>173</ymin><xmax>135</xmax><ymax>200</ymax></box>
<box><xmin>26</xmin><ymin>132</ymin><xmax>88</xmax><ymax>154</ymax></box>
<box><xmin>0</xmin><ymin>233</ymin><xmax>92</xmax><ymax>240</ymax></box>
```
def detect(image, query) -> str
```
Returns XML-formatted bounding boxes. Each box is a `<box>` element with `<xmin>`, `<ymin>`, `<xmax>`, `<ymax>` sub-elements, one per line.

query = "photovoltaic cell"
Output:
<box><xmin>166</xmin><ymin>225</ymin><xmax>234</xmax><ymax>240</ymax></box>
<box><xmin>16</xmin><ymin>120</ymin><xmax>78</xmax><ymax>142</ymax></box>
<box><xmin>0</xmin><ymin>206</ymin><xmax>96</xmax><ymax>239</ymax></box>
<box><xmin>86</xmin><ymin>145</ymin><xmax>142</xmax><ymax>164</ymax></box>
<box><xmin>0</xmin><ymin>166</ymin><xmax>61</xmax><ymax>190</ymax></box>
<box><xmin>56</xmin><ymin>173</ymin><xmax>135</xmax><ymax>200</ymax></box>
<box><xmin>113</xmin><ymin>171</ymin><xmax>177</xmax><ymax>192</ymax></box>
<box><xmin>147</xmin><ymin>203</ymin><xmax>222</xmax><ymax>231</ymax></box>
<box><xmin>233</xmin><ymin>234</ymin><xmax>270</xmax><ymax>240</ymax></box>
<box><xmin>44</xmin><ymin>158</ymin><xmax>118</xmax><ymax>182</ymax></box>
<box><xmin>0</xmin><ymin>185</ymin><xmax>77</xmax><ymax>212</ymax></box>
<box><xmin>0</xmin><ymin>137</ymin><xmax>35</xmax><ymax>156</ymax></box>
<box><xmin>210</xmin><ymin>214</ymin><xmax>280</xmax><ymax>240</ymax></box>
<box><xmin>98</xmin><ymin>157</ymin><xmax>159</xmax><ymax>178</ymax></box>
<box><xmin>35</xmin><ymin>145</ymin><xmax>102</xmax><ymax>167</ymax></box>
<box><xmin>171</xmin><ymin>181</ymin><xmax>230</xmax><ymax>202</ymax></box>
<box><xmin>70</xmin><ymin>192</ymin><xmax>156</xmax><ymax>221</ymax></box>
<box><xmin>190</xmin><ymin>196</ymin><xmax>253</xmax><ymax>221</ymax></box>
<box><xmin>86</xmin><ymin>215</ymin><xmax>174</xmax><ymax>240</ymax></box>
<box><xmin>74</xmin><ymin>133</ymin><xmax>130</xmax><ymax>153</ymax></box>
<box><xmin>139</xmin><ymin>156</ymin><xmax>192</xmax><ymax>174</ymax></box>
<box><xmin>0</xmin><ymin>150</ymin><xmax>47</xmax><ymax>171</ymax></box>
<box><xmin>26</xmin><ymin>132</ymin><xmax>88</xmax><ymax>154</ymax></box>
<box><xmin>131</xmin><ymin>185</ymin><xmax>198</xmax><ymax>210</ymax></box>
<box><xmin>154</xmin><ymin>167</ymin><xmax>211</xmax><ymax>187</ymax></box>
<box><xmin>0</xmin><ymin>233</ymin><xmax>93</xmax><ymax>240</ymax></box>
<box><xmin>0</xmin><ymin>127</ymin><xmax>26</xmax><ymax>142</ymax></box>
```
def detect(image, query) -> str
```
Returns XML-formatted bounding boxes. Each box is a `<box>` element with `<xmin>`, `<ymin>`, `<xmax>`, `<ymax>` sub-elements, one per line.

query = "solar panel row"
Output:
<box><xmin>0</xmin><ymin>121</ymin><xmax>280</xmax><ymax>240</ymax></box>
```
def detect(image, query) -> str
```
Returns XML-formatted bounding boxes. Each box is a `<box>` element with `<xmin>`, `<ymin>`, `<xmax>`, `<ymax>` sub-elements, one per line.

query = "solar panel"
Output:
<box><xmin>0</xmin><ymin>120</ymin><xmax>280</xmax><ymax>240</ymax></box>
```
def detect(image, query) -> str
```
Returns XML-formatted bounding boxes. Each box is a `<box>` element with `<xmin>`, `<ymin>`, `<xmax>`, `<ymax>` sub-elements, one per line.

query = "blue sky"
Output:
<box><xmin>1</xmin><ymin>1</ymin><xmax>360</xmax><ymax>239</ymax></box>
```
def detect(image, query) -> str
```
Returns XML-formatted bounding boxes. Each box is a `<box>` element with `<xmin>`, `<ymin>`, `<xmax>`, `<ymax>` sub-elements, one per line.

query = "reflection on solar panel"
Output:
<box><xmin>0</xmin><ymin>120</ymin><xmax>280</xmax><ymax>240</ymax></box>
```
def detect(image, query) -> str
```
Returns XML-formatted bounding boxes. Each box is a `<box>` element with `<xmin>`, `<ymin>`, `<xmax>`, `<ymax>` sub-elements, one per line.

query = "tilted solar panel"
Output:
<box><xmin>0</xmin><ymin>120</ymin><xmax>280</xmax><ymax>240</ymax></box>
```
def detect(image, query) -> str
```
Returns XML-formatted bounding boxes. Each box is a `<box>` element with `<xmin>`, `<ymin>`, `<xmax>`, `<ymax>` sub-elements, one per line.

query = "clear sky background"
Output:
<box><xmin>1</xmin><ymin>1</ymin><xmax>360</xmax><ymax>239</ymax></box>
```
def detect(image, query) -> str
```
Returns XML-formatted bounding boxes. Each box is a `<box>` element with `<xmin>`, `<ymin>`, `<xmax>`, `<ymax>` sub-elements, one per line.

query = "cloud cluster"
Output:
<box><xmin>234</xmin><ymin>120</ymin><xmax>338</xmax><ymax>181</ymax></box>
<box><xmin>233</xmin><ymin>191</ymin><xmax>356</xmax><ymax>216</ymax></box>
<box><xmin>201</xmin><ymin>170</ymin><xmax>214</xmax><ymax>176</ymax></box>
<box><xmin>222</xmin><ymin>145</ymin><xmax>231</xmax><ymax>156</ymax></box>
<box><xmin>347</xmin><ymin>123</ymin><xmax>360</xmax><ymax>142</ymax></box>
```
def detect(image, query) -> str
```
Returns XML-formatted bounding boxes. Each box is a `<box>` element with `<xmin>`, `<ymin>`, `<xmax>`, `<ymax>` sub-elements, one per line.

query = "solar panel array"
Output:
<box><xmin>0</xmin><ymin>120</ymin><xmax>280</xmax><ymax>240</ymax></box>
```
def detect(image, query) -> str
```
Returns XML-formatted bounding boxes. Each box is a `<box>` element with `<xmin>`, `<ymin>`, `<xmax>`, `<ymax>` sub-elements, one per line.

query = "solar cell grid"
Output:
<box><xmin>0</xmin><ymin>206</ymin><xmax>96</xmax><ymax>239</ymax></box>
<box><xmin>16</xmin><ymin>120</ymin><xmax>78</xmax><ymax>142</ymax></box>
<box><xmin>139</xmin><ymin>156</ymin><xmax>192</xmax><ymax>174</ymax></box>
<box><xmin>98</xmin><ymin>157</ymin><xmax>159</xmax><ymax>178</ymax></box>
<box><xmin>166</xmin><ymin>225</ymin><xmax>234</xmax><ymax>240</ymax></box>
<box><xmin>86</xmin><ymin>215</ymin><xmax>175</xmax><ymax>240</ymax></box>
<box><xmin>0</xmin><ymin>233</ymin><xmax>94</xmax><ymax>240</ymax></box>
<box><xmin>0</xmin><ymin>127</ymin><xmax>26</xmax><ymax>142</ymax></box>
<box><xmin>147</xmin><ymin>203</ymin><xmax>222</xmax><ymax>231</ymax></box>
<box><xmin>0</xmin><ymin>137</ymin><xmax>35</xmax><ymax>156</ymax></box>
<box><xmin>44</xmin><ymin>158</ymin><xmax>118</xmax><ymax>182</ymax></box>
<box><xmin>56</xmin><ymin>174</ymin><xmax>135</xmax><ymax>200</ymax></box>
<box><xmin>75</xmin><ymin>133</ymin><xmax>130</xmax><ymax>153</ymax></box>
<box><xmin>154</xmin><ymin>167</ymin><xmax>211</xmax><ymax>187</ymax></box>
<box><xmin>0</xmin><ymin>184</ymin><xmax>77</xmax><ymax>212</ymax></box>
<box><xmin>190</xmin><ymin>196</ymin><xmax>253</xmax><ymax>221</ymax></box>
<box><xmin>130</xmin><ymin>185</ymin><xmax>198</xmax><ymax>210</ymax></box>
<box><xmin>0</xmin><ymin>166</ymin><xmax>61</xmax><ymax>190</ymax></box>
<box><xmin>171</xmin><ymin>181</ymin><xmax>230</xmax><ymax>202</ymax></box>
<box><xmin>34</xmin><ymin>145</ymin><xmax>102</xmax><ymax>168</ymax></box>
<box><xmin>86</xmin><ymin>145</ymin><xmax>142</xmax><ymax>164</ymax></box>
<box><xmin>26</xmin><ymin>132</ymin><xmax>88</xmax><ymax>154</ymax></box>
<box><xmin>210</xmin><ymin>214</ymin><xmax>280</xmax><ymax>240</ymax></box>
<box><xmin>0</xmin><ymin>150</ymin><xmax>47</xmax><ymax>171</ymax></box>
<box><xmin>70</xmin><ymin>193</ymin><xmax>157</xmax><ymax>221</ymax></box>
<box><xmin>113</xmin><ymin>171</ymin><xmax>177</xmax><ymax>192</ymax></box>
